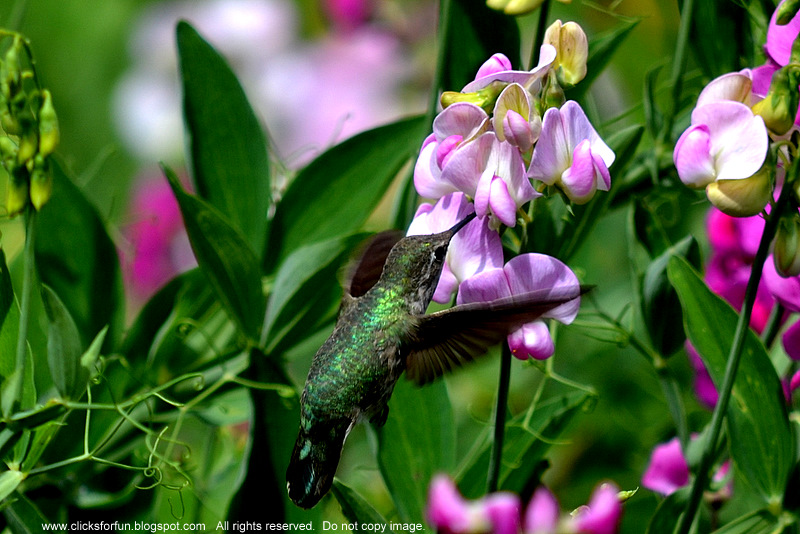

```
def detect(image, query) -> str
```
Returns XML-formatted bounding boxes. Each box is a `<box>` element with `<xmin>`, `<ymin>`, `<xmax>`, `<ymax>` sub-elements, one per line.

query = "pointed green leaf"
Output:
<box><xmin>81</xmin><ymin>325</ymin><xmax>107</xmax><ymax>378</ymax></box>
<box><xmin>177</xmin><ymin>21</ymin><xmax>271</xmax><ymax>258</ymax></box>
<box><xmin>2</xmin><ymin>492</ymin><xmax>55</xmax><ymax>534</ymax></box>
<box><xmin>667</xmin><ymin>256</ymin><xmax>795</xmax><ymax>504</ymax></box>
<box><xmin>376</xmin><ymin>378</ymin><xmax>455</xmax><ymax>523</ymax></box>
<box><xmin>0</xmin><ymin>470</ymin><xmax>24</xmax><ymax>503</ymax></box>
<box><xmin>41</xmin><ymin>284</ymin><xmax>86</xmax><ymax>400</ymax></box>
<box><xmin>331</xmin><ymin>480</ymin><xmax>389</xmax><ymax>525</ymax></box>
<box><xmin>263</xmin><ymin>234</ymin><xmax>366</xmax><ymax>351</ymax></box>
<box><xmin>164</xmin><ymin>165</ymin><xmax>265</xmax><ymax>342</ymax></box>
<box><xmin>266</xmin><ymin>116</ymin><xmax>427</xmax><ymax>271</ymax></box>
<box><xmin>34</xmin><ymin>162</ymin><xmax>123</xmax><ymax>349</ymax></box>
<box><xmin>711</xmin><ymin>508</ymin><xmax>783</xmax><ymax>534</ymax></box>
<box><xmin>0</xmin><ymin>248</ymin><xmax>17</xmax><ymax>379</ymax></box>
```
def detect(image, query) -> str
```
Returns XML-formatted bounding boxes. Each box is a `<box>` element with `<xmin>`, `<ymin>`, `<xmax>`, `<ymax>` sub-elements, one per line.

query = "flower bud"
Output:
<box><xmin>544</xmin><ymin>20</ymin><xmax>588</xmax><ymax>87</ymax></box>
<box><xmin>1</xmin><ymin>107</ymin><xmax>20</xmax><ymax>135</ymax></box>
<box><xmin>0</xmin><ymin>136</ymin><xmax>16</xmax><ymax>169</ymax></box>
<box><xmin>1</xmin><ymin>38</ymin><xmax>22</xmax><ymax>100</ymax></box>
<box><xmin>29</xmin><ymin>154</ymin><xmax>51</xmax><ymax>211</ymax></box>
<box><xmin>486</xmin><ymin>0</ymin><xmax>546</xmax><ymax>16</ymax></box>
<box><xmin>5</xmin><ymin>166</ymin><xmax>29</xmax><ymax>216</ymax></box>
<box><xmin>38</xmin><ymin>90</ymin><xmax>59</xmax><ymax>157</ymax></box>
<box><xmin>705</xmin><ymin>165</ymin><xmax>772</xmax><ymax>217</ymax></box>
<box><xmin>774</xmin><ymin>215</ymin><xmax>800</xmax><ymax>277</ymax></box>
<box><xmin>751</xmin><ymin>66</ymin><xmax>800</xmax><ymax>136</ymax></box>
<box><xmin>441</xmin><ymin>80</ymin><xmax>506</xmax><ymax>113</ymax></box>
<box><xmin>540</xmin><ymin>71</ymin><xmax>565</xmax><ymax>111</ymax></box>
<box><xmin>16</xmin><ymin>127</ymin><xmax>37</xmax><ymax>164</ymax></box>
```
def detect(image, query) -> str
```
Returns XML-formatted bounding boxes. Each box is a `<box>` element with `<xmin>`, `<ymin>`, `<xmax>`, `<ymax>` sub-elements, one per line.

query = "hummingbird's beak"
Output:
<box><xmin>447</xmin><ymin>211</ymin><xmax>477</xmax><ymax>235</ymax></box>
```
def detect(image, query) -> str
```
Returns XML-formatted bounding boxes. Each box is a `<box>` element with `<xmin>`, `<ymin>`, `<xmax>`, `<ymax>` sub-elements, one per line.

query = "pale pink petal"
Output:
<box><xmin>457</xmin><ymin>267</ymin><xmax>511</xmax><ymax>305</ymax></box>
<box><xmin>462</xmin><ymin>45</ymin><xmax>556</xmax><ymax>92</ymax></box>
<box><xmin>503</xmin><ymin>254</ymin><xmax>581</xmax><ymax>323</ymax></box>
<box><xmin>561</xmin><ymin>101</ymin><xmax>615</xmax><ymax>168</ymax></box>
<box><xmin>436</xmin><ymin>135</ymin><xmax>463</xmax><ymax>168</ymax></box>
<box><xmin>560</xmin><ymin>140</ymin><xmax>599</xmax><ymax>204</ymax></box>
<box><xmin>524</xmin><ymin>487</ymin><xmax>560</xmax><ymax>534</ymax></box>
<box><xmin>641</xmin><ymin>438</ymin><xmax>689</xmax><ymax>496</ymax></box>
<box><xmin>508</xmin><ymin>321</ymin><xmax>554</xmax><ymax>360</ymax></box>
<box><xmin>448</xmin><ymin>215</ymin><xmax>504</xmax><ymax>283</ymax></box>
<box><xmin>503</xmin><ymin>109</ymin><xmax>535</xmax><ymax>152</ymax></box>
<box><xmin>692</xmin><ymin>102</ymin><xmax>768</xmax><ymax>180</ymax></box>
<box><xmin>528</xmin><ymin>106</ymin><xmax>570</xmax><ymax>184</ymax></box>
<box><xmin>697</xmin><ymin>72</ymin><xmax>754</xmax><ymax>107</ymax></box>
<box><xmin>442</xmin><ymin>132</ymin><xmax>495</xmax><ymax>196</ymax></box>
<box><xmin>414</xmin><ymin>141</ymin><xmax>459</xmax><ymax>199</ymax></box>
<box><xmin>433</xmin><ymin>102</ymin><xmax>489</xmax><ymax>141</ymax></box>
<box><xmin>673</xmin><ymin>124</ymin><xmax>716</xmax><ymax>188</ymax></box>
<box><xmin>488</xmin><ymin>176</ymin><xmax>518</xmax><ymax>227</ymax></box>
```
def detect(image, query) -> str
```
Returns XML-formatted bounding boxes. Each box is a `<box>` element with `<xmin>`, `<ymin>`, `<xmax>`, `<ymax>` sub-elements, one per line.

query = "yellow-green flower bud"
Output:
<box><xmin>1</xmin><ymin>38</ymin><xmax>22</xmax><ymax>100</ymax></box>
<box><xmin>29</xmin><ymin>155</ymin><xmax>51</xmax><ymax>211</ymax></box>
<box><xmin>1</xmin><ymin>107</ymin><xmax>20</xmax><ymax>135</ymax></box>
<box><xmin>540</xmin><ymin>71</ymin><xmax>565</xmax><ymax>112</ymax></box>
<box><xmin>441</xmin><ymin>81</ymin><xmax>506</xmax><ymax>113</ymax></box>
<box><xmin>16</xmin><ymin>128</ymin><xmax>37</xmax><ymax>164</ymax></box>
<box><xmin>705</xmin><ymin>165</ymin><xmax>773</xmax><ymax>217</ymax></box>
<box><xmin>544</xmin><ymin>20</ymin><xmax>588</xmax><ymax>87</ymax></box>
<box><xmin>0</xmin><ymin>136</ymin><xmax>16</xmax><ymax>168</ymax></box>
<box><xmin>774</xmin><ymin>215</ymin><xmax>800</xmax><ymax>277</ymax></box>
<box><xmin>777</xmin><ymin>0</ymin><xmax>800</xmax><ymax>25</ymax></box>
<box><xmin>751</xmin><ymin>66</ymin><xmax>800</xmax><ymax>136</ymax></box>
<box><xmin>5</xmin><ymin>166</ymin><xmax>29</xmax><ymax>216</ymax></box>
<box><xmin>486</xmin><ymin>0</ymin><xmax>546</xmax><ymax>15</ymax></box>
<box><xmin>38</xmin><ymin>90</ymin><xmax>59</xmax><ymax>157</ymax></box>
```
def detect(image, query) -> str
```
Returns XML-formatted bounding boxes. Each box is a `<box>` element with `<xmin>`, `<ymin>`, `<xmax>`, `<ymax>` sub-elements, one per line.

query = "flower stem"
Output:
<box><xmin>487</xmin><ymin>344</ymin><xmax>512</xmax><ymax>493</ymax></box>
<box><xmin>677</xmin><ymin>183</ymin><xmax>792</xmax><ymax>533</ymax></box>
<box><xmin>661</xmin><ymin>0</ymin><xmax>695</xmax><ymax>144</ymax></box>
<box><xmin>10</xmin><ymin>208</ymin><xmax>36</xmax><ymax>413</ymax></box>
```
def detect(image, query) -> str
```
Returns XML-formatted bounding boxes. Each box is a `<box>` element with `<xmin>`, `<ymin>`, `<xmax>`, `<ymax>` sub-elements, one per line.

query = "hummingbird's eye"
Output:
<box><xmin>434</xmin><ymin>246</ymin><xmax>447</xmax><ymax>262</ymax></box>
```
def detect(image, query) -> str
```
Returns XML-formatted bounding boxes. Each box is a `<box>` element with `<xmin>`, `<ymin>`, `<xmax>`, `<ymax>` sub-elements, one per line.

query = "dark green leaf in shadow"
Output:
<box><xmin>645</xmin><ymin>486</ymin><xmax>690</xmax><ymax>534</ymax></box>
<box><xmin>710</xmin><ymin>508</ymin><xmax>784</xmax><ymax>534</ymax></box>
<box><xmin>667</xmin><ymin>256</ymin><xmax>795</xmax><ymax>505</ymax></box>
<box><xmin>331</xmin><ymin>480</ymin><xmax>389</xmax><ymax>525</ymax></box>
<box><xmin>443</xmin><ymin>0</ymin><xmax>521</xmax><ymax>90</ymax></box>
<box><xmin>41</xmin><ymin>284</ymin><xmax>86</xmax><ymax>400</ymax></box>
<box><xmin>3</xmin><ymin>492</ymin><xmax>54</xmax><ymax>533</ymax></box>
<box><xmin>376</xmin><ymin>378</ymin><xmax>455</xmax><ymax>523</ymax></box>
<box><xmin>164</xmin><ymin>165</ymin><xmax>265</xmax><ymax>343</ymax></box>
<box><xmin>0</xmin><ymin>248</ymin><xmax>16</xmax><ymax>380</ymax></box>
<box><xmin>456</xmin><ymin>389</ymin><xmax>595</xmax><ymax>499</ymax></box>
<box><xmin>262</xmin><ymin>234</ymin><xmax>366</xmax><ymax>352</ymax></box>
<box><xmin>34</xmin><ymin>161</ymin><xmax>123</xmax><ymax>350</ymax></box>
<box><xmin>265</xmin><ymin>116</ymin><xmax>427</xmax><ymax>272</ymax></box>
<box><xmin>177</xmin><ymin>21</ymin><xmax>271</xmax><ymax>258</ymax></box>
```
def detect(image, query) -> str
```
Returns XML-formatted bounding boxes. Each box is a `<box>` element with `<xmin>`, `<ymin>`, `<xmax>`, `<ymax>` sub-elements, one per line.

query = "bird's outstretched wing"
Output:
<box><xmin>404</xmin><ymin>285</ymin><xmax>590</xmax><ymax>385</ymax></box>
<box><xmin>343</xmin><ymin>230</ymin><xmax>404</xmax><ymax>298</ymax></box>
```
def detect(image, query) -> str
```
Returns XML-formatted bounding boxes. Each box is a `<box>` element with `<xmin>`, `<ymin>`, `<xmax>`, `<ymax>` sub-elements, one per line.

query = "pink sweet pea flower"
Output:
<box><xmin>641</xmin><ymin>437</ymin><xmax>689</xmax><ymax>496</ymax></box>
<box><xmin>443</xmin><ymin>131</ymin><xmax>539</xmax><ymax>226</ymax></box>
<box><xmin>414</xmin><ymin>102</ymin><xmax>490</xmax><ymax>200</ymax></box>
<box><xmin>458</xmin><ymin>254</ymin><xmax>581</xmax><ymax>360</ymax></box>
<box><xmin>570</xmin><ymin>483</ymin><xmax>623</xmax><ymax>534</ymax></box>
<box><xmin>407</xmin><ymin>192</ymin><xmax>504</xmax><ymax>303</ymax></box>
<box><xmin>427</xmin><ymin>474</ymin><xmax>521</xmax><ymax>534</ymax></box>
<box><xmin>673</xmin><ymin>101</ymin><xmax>768</xmax><ymax>189</ymax></box>
<box><xmin>528</xmin><ymin>101</ymin><xmax>615</xmax><ymax>204</ymax></box>
<box><xmin>492</xmin><ymin>83</ymin><xmax>541</xmax><ymax>153</ymax></box>
<box><xmin>462</xmin><ymin>48</ymin><xmax>556</xmax><ymax>93</ymax></box>
<box><xmin>524</xmin><ymin>487</ymin><xmax>560</xmax><ymax>534</ymax></box>
<box><xmin>766</xmin><ymin>0</ymin><xmax>800</xmax><ymax>67</ymax></box>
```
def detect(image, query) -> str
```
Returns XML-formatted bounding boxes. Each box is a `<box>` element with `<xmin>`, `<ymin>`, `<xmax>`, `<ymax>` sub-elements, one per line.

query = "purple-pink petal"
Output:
<box><xmin>503</xmin><ymin>109</ymin><xmax>535</xmax><ymax>152</ymax></box>
<box><xmin>503</xmin><ymin>254</ymin><xmax>581</xmax><ymax>323</ymax></box>
<box><xmin>767</xmin><ymin>0</ymin><xmax>800</xmax><ymax>66</ymax></box>
<box><xmin>696</xmin><ymin>71</ymin><xmax>755</xmax><ymax>107</ymax></box>
<box><xmin>458</xmin><ymin>267</ymin><xmax>511</xmax><ymax>304</ymax></box>
<box><xmin>508</xmin><ymin>321</ymin><xmax>554</xmax><ymax>360</ymax></box>
<box><xmin>524</xmin><ymin>487</ymin><xmax>560</xmax><ymax>534</ymax></box>
<box><xmin>572</xmin><ymin>483</ymin><xmax>622</xmax><ymax>534</ymax></box>
<box><xmin>673</xmin><ymin>124</ymin><xmax>715</xmax><ymax>188</ymax></box>
<box><xmin>763</xmin><ymin>256</ymin><xmax>800</xmax><ymax>312</ymax></box>
<box><xmin>433</xmin><ymin>101</ymin><xmax>489</xmax><ymax>141</ymax></box>
<box><xmin>782</xmin><ymin>320</ymin><xmax>800</xmax><ymax>360</ymax></box>
<box><xmin>474</xmin><ymin>52</ymin><xmax>513</xmax><ymax>79</ymax></box>
<box><xmin>561</xmin><ymin>140</ymin><xmax>600</xmax><ymax>203</ymax></box>
<box><xmin>414</xmin><ymin>139</ymin><xmax>459</xmax><ymax>199</ymax></box>
<box><xmin>529</xmin><ymin>105</ymin><xmax>571</xmax><ymax>185</ymax></box>
<box><xmin>641</xmin><ymin>437</ymin><xmax>690</xmax><ymax>496</ymax></box>
<box><xmin>462</xmin><ymin>45</ymin><xmax>556</xmax><ymax>93</ymax></box>
<box><xmin>482</xmin><ymin>493</ymin><xmax>522</xmax><ymax>534</ymax></box>
<box><xmin>427</xmin><ymin>475</ymin><xmax>472</xmax><ymax>531</ymax></box>
<box><xmin>488</xmin><ymin>175</ymin><xmax>518</xmax><ymax>227</ymax></box>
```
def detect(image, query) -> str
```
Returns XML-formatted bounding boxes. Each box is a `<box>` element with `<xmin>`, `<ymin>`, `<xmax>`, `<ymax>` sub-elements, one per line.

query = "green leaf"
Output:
<box><xmin>177</xmin><ymin>21</ymin><xmax>271</xmax><ymax>258</ymax></box>
<box><xmin>2</xmin><ymin>492</ymin><xmax>55</xmax><ymax>534</ymax></box>
<box><xmin>21</xmin><ymin>420</ymin><xmax>61</xmax><ymax>472</ymax></box>
<box><xmin>34</xmin><ymin>162</ymin><xmax>123</xmax><ymax>350</ymax></box>
<box><xmin>164</xmin><ymin>165</ymin><xmax>266</xmax><ymax>342</ymax></box>
<box><xmin>265</xmin><ymin>116</ymin><xmax>427</xmax><ymax>271</ymax></box>
<box><xmin>263</xmin><ymin>234</ymin><xmax>366</xmax><ymax>352</ymax></box>
<box><xmin>456</xmin><ymin>389</ymin><xmax>596</xmax><ymax>498</ymax></box>
<box><xmin>80</xmin><ymin>325</ymin><xmax>107</xmax><ymax>379</ymax></box>
<box><xmin>442</xmin><ymin>0</ymin><xmax>521</xmax><ymax>90</ymax></box>
<box><xmin>0</xmin><ymin>470</ymin><xmax>24</xmax><ymax>502</ymax></box>
<box><xmin>711</xmin><ymin>509</ymin><xmax>785</xmax><ymax>534</ymax></box>
<box><xmin>331</xmin><ymin>480</ymin><xmax>389</xmax><ymax>525</ymax></box>
<box><xmin>0</xmin><ymin>248</ymin><xmax>17</xmax><ymax>379</ymax></box>
<box><xmin>376</xmin><ymin>378</ymin><xmax>455</xmax><ymax>523</ymax></box>
<box><xmin>41</xmin><ymin>284</ymin><xmax>86</xmax><ymax>400</ymax></box>
<box><xmin>667</xmin><ymin>256</ymin><xmax>795</xmax><ymax>504</ymax></box>
<box><xmin>569</xmin><ymin>18</ymin><xmax>640</xmax><ymax>100</ymax></box>
<box><xmin>646</xmin><ymin>486</ymin><xmax>690</xmax><ymax>534</ymax></box>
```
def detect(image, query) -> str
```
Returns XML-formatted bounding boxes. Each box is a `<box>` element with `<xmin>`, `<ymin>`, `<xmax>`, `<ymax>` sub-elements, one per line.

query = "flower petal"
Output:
<box><xmin>488</xmin><ymin>176</ymin><xmax>519</xmax><ymax>227</ymax></box>
<box><xmin>457</xmin><ymin>267</ymin><xmax>511</xmax><ymax>305</ymax></box>
<box><xmin>507</xmin><ymin>321</ymin><xmax>554</xmax><ymax>360</ymax></box>
<box><xmin>560</xmin><ymin>139</ymin><xmax>599</xmax><ymax>204</ymax></box>
<box><xmin>767</xmin><ymin>0</ymin><xmax>800</xmax><ymax>66</ymax></box>
<box><xmin>503</xmin><ymin>253</ymin><xmax>581</xmax><ymax>323</ymax></box>
<box><xmin>462</xmin><ymin>45</ymin><xmax>556</xmax><ymax>92</ymax></box>
<box><xmin>528</xmin><ymin>106</ymin><xmax>570</xmax><ymax>184</ymax></box>
<box><xmin>414</xmin><ymin>140</ymin><xmax>459</xmax><ymax>199</ymax></box>
<box><xmin>641</xmin><ymin>438</ymin><xmax>690</xmax><ymax>496</ymax></box>
<box><xmin>673</xmin><ymin>124</ymin><xmax>715</xmax><ymax>188</ymax></box>
<box><xmin>783</xmin><ymin>320</ymin><xmax>800</xmax><ymax>361</ymax></box>
<box><xmin>697</xmin><ymin>72</ymin><xmax>754</xmax><ymax>107</ymax></box>
<box><xmin>433</xmin><ymin>101</ymin><xmax>489</xmax><ymax>141</ymax></box>
<box><xmin>572</xmin><ymin>483</ymin><xmax>622</xmax><ymax>534</ymax></box>
<box><xmin>524</xmin><ymin>487</ymin><xmax>559</xmax><ymax>534</ymax></box>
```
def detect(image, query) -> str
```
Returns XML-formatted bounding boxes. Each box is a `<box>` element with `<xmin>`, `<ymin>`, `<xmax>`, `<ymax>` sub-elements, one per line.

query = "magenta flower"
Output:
<box><xmin>673</xmin><ymin>102</ymin><xmax>768</xmax><ymax>189</ymax></box>
<box><xmin>685</xmin><ymin>343</ymin><xmax>719</xmax><ymax>409</ymax></box>
<box><xmin>414</xmin><ymin>102</ymin><xmax>490</xmax><ymax>199</ymax></box>
<box><xmin>528</xmin><ymin>101</ymin><xmax>615</xmax><ymax>204</ymax></box>
<box><xmin>407</xmin><ymin>192</ymin><xmax>504</xmax><ymax>303</ymax></box>
<box><xmin>443</xmin><ymin>132</ymin><xmax>539</xmax><ymax>226</ymax></box>
<box><xmin>427</xmin><ymin>474</ymin><xmax>520</xmax><ymax>534</ymax></box>
<box><xmin>462</xmin><ymin>48</ymin><xmax>556</xmax><ymax>93</ymax></box>
<box><xmin>458</xmin><ymin>254</ymin><xmax>581</xmax><ymax>360</ymax></box>
<box><xmin>766</xmin><ymin>0</ymin><xmax>800</xmax><ymax>67</ymax></box>
<box><xmin>570</xmin><ymin>483</ymin><xmax>623</xmax><ymax>534</ymax></box>
<box><xmin>641</xmin><ymin>437</ymin><xmax>689</xmax><ymax>496</ymax></box>
<box><xmin>524</xmin><ymin>487</ymin><xmax>559</xmax><ymax>534</ymax></box>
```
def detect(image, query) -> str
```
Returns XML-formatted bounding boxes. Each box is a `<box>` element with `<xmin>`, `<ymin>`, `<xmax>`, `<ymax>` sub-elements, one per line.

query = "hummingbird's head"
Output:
<box><xmin>381</xmin><ymin>212</ymin><xmax>476</xmax><ymax>313</ymax></box>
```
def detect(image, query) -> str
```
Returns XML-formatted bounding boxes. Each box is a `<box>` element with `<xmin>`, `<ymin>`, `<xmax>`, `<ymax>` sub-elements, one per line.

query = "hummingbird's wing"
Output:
<box><xmin>344</xmin><ymin>230</ymin><xmax>404</xmax><ymax>298</ymax></box>
<box><xmin>403</xmin><ymin>286</ymin><xmax>589</xmax><ymax>385</ymax></box>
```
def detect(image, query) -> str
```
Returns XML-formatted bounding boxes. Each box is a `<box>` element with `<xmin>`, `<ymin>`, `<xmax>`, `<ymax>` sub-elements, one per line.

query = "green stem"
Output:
<box><xmin>11</xmin><ymin>209</ymin><xmax>36</xmax><ymax>413</ymax></box>
<box><xmin>677</xmin><ymin>184</ymin><xmax>793</xmax><ymax>533</ymax></box>
<box><xmin>529</xmin><ymin>0</ymin><xmax>551</xmax><ymax>69</ymax></box>
<box><xmin>487</xmin><ymin>344</ymin><xmax>512</xmax><ymax>493</ymax></box>
<box><xmin>427</xmin><ymin>0</ymin><xmax>453</xmax><ymax>126</ymax></box>
<box><xmin>661</xmin><ymin>0</ymin><xmax>695</xmax><ymax>144</ymax></box>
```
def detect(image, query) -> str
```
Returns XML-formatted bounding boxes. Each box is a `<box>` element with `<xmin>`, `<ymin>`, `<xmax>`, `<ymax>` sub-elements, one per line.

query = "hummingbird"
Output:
<box><xmin>286</xmin><ymin>212</ymin><xmax>585</xmax><ymax>508</ymax></box>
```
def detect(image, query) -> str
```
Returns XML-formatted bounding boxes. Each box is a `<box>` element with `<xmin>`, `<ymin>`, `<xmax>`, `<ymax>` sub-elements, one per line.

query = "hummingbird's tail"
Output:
<box><xmin>286</xmin><ymin>419</ymin><xmax>350</xmax><ymax>509</ymax></box>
